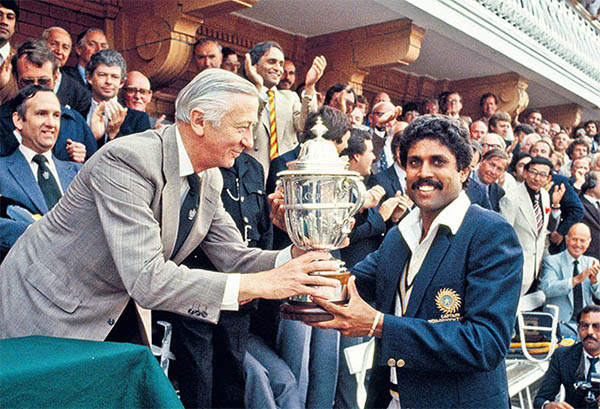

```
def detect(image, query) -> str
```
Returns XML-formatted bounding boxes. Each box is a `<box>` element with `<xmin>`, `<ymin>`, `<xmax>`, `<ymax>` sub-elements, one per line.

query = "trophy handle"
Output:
<box><xmin>344</xmin><ymin>176</ymin><xmax>366</xmax><ymax>218</ymax></box>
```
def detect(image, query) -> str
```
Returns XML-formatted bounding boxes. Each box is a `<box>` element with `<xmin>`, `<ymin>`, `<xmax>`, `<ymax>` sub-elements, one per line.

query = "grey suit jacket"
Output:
<box><xmin>500</xmin><ymin>182</ymin><xmax>556</xmax><ymax>295</ymax></box>
<box><xmin>0</xmin><ymin>125</ymin><xmax>279</xmax><ymax>341</ymax></box>
<box><xmin>246</xmin><ymin>89</ymin><xmax>317</xmax><ymax>177</ymax></box>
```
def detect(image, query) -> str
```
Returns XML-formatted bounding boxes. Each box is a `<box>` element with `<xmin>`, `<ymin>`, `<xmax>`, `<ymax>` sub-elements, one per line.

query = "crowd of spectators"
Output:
<box><xmin>2</xmin><ymin>0</ymin><xmax>600</xmax><ymax>407</ymax></box>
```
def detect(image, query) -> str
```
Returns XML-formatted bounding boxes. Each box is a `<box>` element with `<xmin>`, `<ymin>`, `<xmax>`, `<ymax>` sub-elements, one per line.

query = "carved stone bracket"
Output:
<box><xmin>304</xmin><ymin>18</ymin><xmax>424</xmax><ymax>93</ymax></box>
<box><xmin>537</xmin><ymin>104</ymin><xmax>582</xmax><ymax>127</ymax></box>
<box><xmin>114</xmin><ymin>0</ymin><xmax>257</xmax><ymax>90</ymax></box>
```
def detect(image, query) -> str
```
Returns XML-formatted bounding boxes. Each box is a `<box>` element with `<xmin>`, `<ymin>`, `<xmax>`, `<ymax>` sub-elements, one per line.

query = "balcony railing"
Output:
<box><xmin>476</xmin><ymin>0</ymin><xmax>600</xmax><ymax>82</ymax></box>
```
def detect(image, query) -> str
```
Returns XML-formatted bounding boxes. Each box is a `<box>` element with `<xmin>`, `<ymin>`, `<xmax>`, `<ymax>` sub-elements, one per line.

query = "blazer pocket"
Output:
<box><xmin>24</xmin><ymin>262</ymin><xmax>82</xmax><ymax>313</ymax></box>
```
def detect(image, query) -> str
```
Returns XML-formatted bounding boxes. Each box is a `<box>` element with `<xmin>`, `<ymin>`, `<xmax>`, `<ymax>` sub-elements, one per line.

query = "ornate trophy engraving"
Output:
<box><xmin>278</xmin><ymin>118</ymin><xmax>366</xmax><ymax>322</ymax></box>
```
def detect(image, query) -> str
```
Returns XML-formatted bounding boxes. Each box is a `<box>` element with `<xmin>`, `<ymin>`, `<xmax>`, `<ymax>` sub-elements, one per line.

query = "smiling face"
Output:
<box><xmin>477</xmin><ymin>156</ymin><xmax>508</xmax><ymax>185</ymax></box>
<box><xmin>405</xmin><ymin>138</ymin><xmax>469</xmax><ymax>223</ymax></box>
<box><xmin>76</xmin><ymin>31</ymin><xmax>108</xmax><ymax>65</ymax></box>
<box><xmin>46</xmin><ymin>28</ymin><xmax>72</xmax><ymax>68</ymax></box>
<box><xmin>256</xmin><ymin>46</ymin><xmax>284</xmax><ymax>89</ymax></box>
<box><xmin>200</xmin><ymin>93</ymin><xmax>258</xmax><ymax>169</ymax></box>
<box><xmin>12</xmin><ymin>91</ymin><xmax>61</xmax><ymax>154</ymax></box>
<box><xmin>0</xmin><ymin>6</ymin><xmax>15</xmax><ymax>46</ymax></box>
<box><xmin>566</xmin><ymin>223</ymin><xmax>591</xmax><ymax>259</ymax></box>
<box><xmin>523</xmin><ymin>163</ymin><xmax>551</xmax><ymax>193</ymax></box>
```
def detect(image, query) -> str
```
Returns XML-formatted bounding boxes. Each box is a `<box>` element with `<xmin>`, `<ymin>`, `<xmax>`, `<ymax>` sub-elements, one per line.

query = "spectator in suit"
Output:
<box><xmin>368</xmin><ymin>101</ymin><xmax>402</xmax><ymax>174</ymax></box>
<box><xmin>472</xmin><ymin>148</ymin><xmax>508</xmax><ymax>212</ymax></box>
<box><xmin>193</xmin><ymin>38</ymin><xmax>222</xmax><ymax>73</ymax></box>
<box><xmin>0</xmin><ymin>85</ymin><xmax>81</xmax><ymax>258</ymax></box>
<box><xmin>63</xmin><ymin>28</ymin><xmax>108</xmax><ymax>87</ymax></box>
<box><xmin>0</xmin><ymin>40</ymin><xmax>95</xmax><ymax>162</ymax></box>
<box><xmin>512</xmin><ymin>151</ymin><xmax>533</xmax><ymax>183</ymax></box>
<box><xmin>121</xmin><ymin>70</ymin><xmax>168</xmax><ymax>129</ymax></box>
<box><xmin>469</xmin><ymin>120</ymin><xmax>487</xmax><ymax>141</ymax></box>
<box><xmin>277</xmin><ymin>59</ymin><xmax>296</xmax><ymax>91</ymax></box>
<box><xmin>41</xmin><ymin>26</ymin><xmax>91</xmax><ymax>117</ymax></box>
<box><xmin>368</xmin><ymin>129</ymin><xmax>407</xmax><ymax>202</ymax></box>
<box><xmin>569</xmin><ymin>156</ymin><xmax>591</xmax><ymax>193</ymax></box>
<box><xmin>500</xmin><ymin>157</ymin><xmax>562</xmax><ymax>295</ymax></box>
<box><xmin>85</xmin><ymin>49</ymin><xmax>151</xmax><ymax>148</ymax></box>
<box><xmin>440</xmin><ymin>90</ymin><xmax>471</xmax><ymax>129</ymax></box>
<box><xmin>0</xmin><ymin>1</ymin><xmax>18</xmax><ymax>105</ymax></box>
<box><xmin>530</xmin><ymin>139</ymin><xmax>585</xmax><ymax>254</ymax></box>
<box><xmin>221</xmin><ymin>47</ymin><xmax>240</xmax><ymax>74</ymax></box>
<box><xmin>534</xmin><ymin>305</ymin><xmax>600</xmax><ymax>409</ymax></box>
<box><xmin>580</xmin><ymin>171</ymin><xmax>600</xmax><ymax>260</ymax></box>
<box><xmin>244</xmin><ymin>41</ymin><xmax>324</xmax><ymax>177</ymax></box>
<box><xmin>540</xmin><ymin>223</ymin><xmax>600</xmax><ymax>334</ymax></box>
<box><xmin>488</xmin><ymin>111</ymin><xmax>512</xmax><ymax>145</ymax></box>
<box><xmin>479</xmin><ymin>92</ymin><xmax>498</xmax><ymax>123</ymax></box>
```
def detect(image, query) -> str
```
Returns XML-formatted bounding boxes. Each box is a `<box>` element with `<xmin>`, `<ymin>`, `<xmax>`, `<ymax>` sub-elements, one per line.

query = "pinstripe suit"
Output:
<box><xmin>0</xmin><ymin>125</ymin><xmax>279</xmax><ymax>341</ymax></box>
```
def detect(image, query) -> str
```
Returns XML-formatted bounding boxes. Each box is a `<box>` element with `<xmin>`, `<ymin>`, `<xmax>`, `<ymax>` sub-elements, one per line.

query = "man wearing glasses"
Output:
<box><xmin>501</xmin><ymin>156</ymin><xmax>563</xmax><ymax>295</ymax></box>
<box><xmin>121</xmin><ymin>70</ymin><xmax>169</xmax><ymax>129</ymax></box>
<box><xmin>534</xmin><ymin>305</ymin><xmax>600</xmax><ymax>409</ymax></box>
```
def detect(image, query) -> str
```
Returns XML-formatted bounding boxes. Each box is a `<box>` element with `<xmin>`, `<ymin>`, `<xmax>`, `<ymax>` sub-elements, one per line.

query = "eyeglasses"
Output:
<box><xmin>18</xmin><ymin>77</ymin><xmax>53</xmax><ymax>88</ymax></box>
<box><xmin>123</xmin><ymin>87</ymin><xmax>151</xmax><ymax>96</ymax></box>
<box><xmin>578</xmin><ymin>322</ymin><xmax>600</xmax><ymax>330</ymax></box>
<box><xmin>223</xmin><ymin>61</ymin><xmax>241</xmax><ymax>68</ymax></box>
<box><xmin>481</xmin><ymin>143</ymin><xmax>502</xmax><ymax>150</ymax></box>
<box><xmin>527</xmin><ymin>169</ymin><xmax>550</xmax><ymax>178</ymax></box>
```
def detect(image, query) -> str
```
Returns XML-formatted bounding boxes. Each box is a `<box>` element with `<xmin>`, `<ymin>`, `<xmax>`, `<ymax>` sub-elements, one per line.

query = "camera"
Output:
<box><xmin>574</xmin><ymin>373</ymin><xmax>600</xmax><ymax>405</ymax></box>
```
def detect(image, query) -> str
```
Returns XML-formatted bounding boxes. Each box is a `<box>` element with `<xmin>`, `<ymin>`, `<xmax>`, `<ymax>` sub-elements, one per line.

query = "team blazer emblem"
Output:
<box><xmin>429</xmin><ymin>288</ymin><xmax>463</xmax><ymax>323</ymax></box>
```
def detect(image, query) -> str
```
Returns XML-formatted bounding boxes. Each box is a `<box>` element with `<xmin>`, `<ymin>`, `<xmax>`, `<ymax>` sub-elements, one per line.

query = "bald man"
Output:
<box><xmin>122</xmin><ymin>71</ymin><xmax>168</xmax><ymax>129</ymax></box>
<box><xmin>42</xmin><ymin>26</ymin><xmax>91</xmax><ymax>117</ymax></box>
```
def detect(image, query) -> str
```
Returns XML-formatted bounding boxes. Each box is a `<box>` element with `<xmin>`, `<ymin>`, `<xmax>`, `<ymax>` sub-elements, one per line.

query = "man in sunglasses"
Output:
<box><xmin>540</xmin><ymin>223</ymin><xmax>600</xmax><ymax>335</ymax></box>
<box><xmin>535</xmin><ymin>305</ymin><xmax>600</xmax><ymax>409</ymax></box>
<box><xmin>0</xmin><ymin>40</ymin><xmax>96</xmax><ymax>162</ymax></box>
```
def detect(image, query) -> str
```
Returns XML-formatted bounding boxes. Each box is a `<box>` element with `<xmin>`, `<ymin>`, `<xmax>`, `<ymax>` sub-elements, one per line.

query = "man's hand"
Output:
<box><xmin>574</xmin><ymin>169</ymin><xmax>587</xmax><ymax>190</ymax></box>
<box><xmin>153</xmin><ymin>114</ymin><xmax>166</xmax><ymax>129</ymax></box>
<box><xmin>105</xmin><ymin>100</ymin><xmax>127</xmax><ymax>140</ymax></box>
<box><xmin>238</xmin><ymin>251</ymin><xmax>342</xmax><ymax>303</ymax></box>
<box><xmin>90</xmin><ymin>101</ymin><xmax>107</xmax><ymax>141</ymax></box>
<box><xmin>391</xmin><ymin>193</ymin><xmax>411</xmax><ymax>223</ymax></box>
<box><xmin>0</xmin><ymin>56</ymin><xmax>11</xmax><ymax>89</ymax></box>
<box><xmin>378</xmin><ymin>197</ymin><xmax>400</xmax><ymax>221</ymax></box>
<box><xmin>549</xmin><ymin>182</ymin><xmax>566</xmax><ymax>207</ymax></box>
<box><xmin>307</xmin><ymin>276</ymin><xmax>383</xmax><ymax>338</ymax></box>
<box><xmin>550</xmin><ymin>231</ymin><xmax>564</xmax><ymax>246</ymax></box>
<box><xmin>576</xmin><ymin>263</ymin><xmax>600</xmax><ymax>286</ymax></box>
<box><xmin>375</xmin><ymin>106</ymin><xmax>403</xmax><ymax>129</ymax></box>
<box><xmin>304</xmin><ymin>56</ymin><xmax>327</xmax><ymax>95</ymax></box>
<box><xmin>65</xmin><ymin>139</ymin><xmax>86</xmax><ymax>163</ymax></box>
<box><xmin>268</xmin><ymin>189</ymin><xmax>286</xmax><ymax>232</ymax></box>
<box><xmin>244</xmin><ymin>53</ymin><xmax>263</xmax><ymax>90</ymax></box>
<box><xmin>543</xmin><ymin>401</ymin><xmax>574</xmax><ymax>409</ymax></box>
<box><xmin>363</xmin><ymin>185</ymin><xmax>385</xmax><ymax>210</ymax></box>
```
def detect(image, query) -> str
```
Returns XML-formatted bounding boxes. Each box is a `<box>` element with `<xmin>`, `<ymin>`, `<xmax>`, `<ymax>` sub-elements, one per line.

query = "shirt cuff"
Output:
<box><xmin>276</xmin><ymin>246</ymin><xmax>293</xmax><ymax>267</ymax></box>
<box><xmin>551</xmin><ymin>209</ymin><xmax>561</xmax><ymax>218</ymax></box>
<box><xmin>221</xmin><ymin>273</ymin><xmax>241</xmax><ymax>311</ymax></box>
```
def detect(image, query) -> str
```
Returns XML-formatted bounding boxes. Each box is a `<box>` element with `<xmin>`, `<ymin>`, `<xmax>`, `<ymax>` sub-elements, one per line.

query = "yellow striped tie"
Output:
<box><xmin>268</xmin><ymin>89</ymin><xmax>278</xmax><ymax>160</ymax></box>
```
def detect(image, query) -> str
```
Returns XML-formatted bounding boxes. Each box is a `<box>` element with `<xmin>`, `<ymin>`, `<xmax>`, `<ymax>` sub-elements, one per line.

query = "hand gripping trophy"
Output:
<box><xmin>278</xmin><ymin>117</ymin><xmax>366</xmax><ymax>322</ymax></box>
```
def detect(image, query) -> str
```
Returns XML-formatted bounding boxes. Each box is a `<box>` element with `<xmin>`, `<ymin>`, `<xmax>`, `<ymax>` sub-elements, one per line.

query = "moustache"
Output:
<box><xmin>584</xmin><ymin>335</ymin><xmax>598</xmax><ymax>342</ymax></box>
<box><xmin>411</xmin><ymin>179</ymin><xmax>443</xmax><ymax>190</ymax></box>
<box><xmin>280</xmin><ymin>79</ymin><xmax>290</xmax><ymax>84</ymax></box>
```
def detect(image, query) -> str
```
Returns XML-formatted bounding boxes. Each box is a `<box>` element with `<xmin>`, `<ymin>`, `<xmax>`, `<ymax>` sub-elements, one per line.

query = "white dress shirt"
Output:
<box><xmin>18</xmin><ymin>143</ymin><xmax>64</xmax><ymax>194</ymax></box>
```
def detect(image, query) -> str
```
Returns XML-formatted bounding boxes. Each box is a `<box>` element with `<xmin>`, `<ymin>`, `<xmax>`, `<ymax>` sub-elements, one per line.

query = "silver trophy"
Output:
<box><xmin>278</xmin><ymin>118</ymin><xmax>366</xmax><ymax>322</ymax></box>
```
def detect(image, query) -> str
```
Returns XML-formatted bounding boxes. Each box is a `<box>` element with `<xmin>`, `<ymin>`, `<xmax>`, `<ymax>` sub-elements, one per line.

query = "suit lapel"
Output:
<box><xmin>518</xmin><ymin>185</ymin><xmax>538</xmax><ymax>234</ymax></box>
<box><xmin>381</xmin><ymin>234</ymin><xmax>410</xmax><ymax>314</ymax></box>
<box><xmin>7</xmin><ymin>151</ymin><xmax>48</xmax><ymax>214</ymax></box>
<box><xmin>388</xmin><ymin>167</ymin><xmax>403</xmax><ymax>194</ymax></box>
<box><xmin>54</xmin><ymin>157</ymin><xmax>76</xmax><ymax>191</ymax></box>
<box><xmin>160</xmin><ymin>127</ymin><xmax>180</xmax><ymax>260</ymax></box>
<box><xmin>404</xmin><ymin>227</ymin><xmax>452</xmax><ymax>317</ymax></box>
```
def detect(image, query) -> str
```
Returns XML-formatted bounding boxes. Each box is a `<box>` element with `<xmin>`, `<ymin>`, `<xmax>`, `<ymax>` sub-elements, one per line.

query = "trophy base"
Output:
<box><xmin>280</xmin><ymin>300</ymin><xmax>346</xmax><ymax>323</ymax></box>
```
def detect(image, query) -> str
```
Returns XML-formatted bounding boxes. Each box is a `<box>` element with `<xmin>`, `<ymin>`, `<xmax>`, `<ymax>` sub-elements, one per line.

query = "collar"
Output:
<box><xmin>0</xmin><ymin>42</ymin><xmax>10</xmax><ymax>63</ymax></box>
<box><xmin>393</xmin><ymin>162</ymin><xmax>406</xmax><ymax>180</ymax></box>
<box><xmin>19</xmin><ymin>143</ymin><xmax>53</xmax><ymax>164</ymax></box>
<box><xmin>564</xmin><ymin>250</ymin><xmax>579</xmax><ymax>265</ymax></box>
<box><xmin>584</xmin><ymin>194</ymin><xmax>600</xmax><ymax>207</ymax></box>
<box><xmin>583</xmin><ymin>349</ymin><xmax>600</xmax><ymax>360</ymax></box>
<box><xmin>77</xmin><ymin>64</ymin><xmax>87</xmax><ymax>83</ymax></box>
<box><xmin>525</xmin><ymin>182</ymin><xmax>540</xmax><ymax>203</ymax></box>
<box><xmin>54</xmin><ymin>71</ymin><xmax>62</xmax><ymax>94</ymax></box>
<box><xmin>398</xmin><ymin>190</ymin><xmax>470</xmax><ymax>242</ymax></box>
<box><xmin>175</xmin><ymin>126</ymin><xmax>204</xmax><ymax>180</ymax></box>
<box><xmin>472</xmin><ymin>167</ymin><xmax>483</xmax><ymax>184</ymax></box>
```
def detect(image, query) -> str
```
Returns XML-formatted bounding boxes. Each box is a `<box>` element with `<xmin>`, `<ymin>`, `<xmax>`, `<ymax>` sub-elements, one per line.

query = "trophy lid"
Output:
<box><xmin>278</xmin><ymin>117</ymin><xmax>359</xmax><ymax>176</ymax></box>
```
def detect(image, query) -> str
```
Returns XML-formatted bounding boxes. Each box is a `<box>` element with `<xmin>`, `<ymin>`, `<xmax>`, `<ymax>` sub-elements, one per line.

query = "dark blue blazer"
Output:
<box><xmin>353</xmin><ymin>205</ymin><xmax>523</xmax><ymax>409</ymax></box>
<box><xmin>0</xmin><ymin>102</ymin><xmax>97</xmax><ymax>161</ymax></box>
<box><xmin>266</xmin><ymin>144</ymin><xmax>300</xmax><ymax>195</ymax></box>
<box><xmin>341</xmin><ymin>207</ymin><xmax>387</xmax><ymax>268</ymax></box>
<box><xmin>0</xmin><ymin>149</ymin><xmax>81</xmax><ymax>252</ymax></box>
<box><xmin>95</xmin><ymin>103</ymin><xmax>152</xmax><ymax>149</ymax></box>
<box><xmin>465</xmin><ymin>177</ymin><xmax>492</xmax><ymax>210</ymax></box>
<box><xmin>550</xmin><ymin>173</ymin><xmax>584</xmax><ymax>253</ymax></box>
<box><xmin>63</xmin><ymin>65</ymin><xmax>87</xmax><ymax>89</ymax></box>
<box><xmin>56</xmin><ymin>71</ymin><xmax>91</xmax><ymax>118</ymax></box>
<box><xmin>367</xmin><ymin>165</ymin><xmax>404</xmax><ymax>200</ymax></box>
<box><xmin>533</xmin><ymin>343</ymin><xmax>588</xmax><ymax>409</ymax></box>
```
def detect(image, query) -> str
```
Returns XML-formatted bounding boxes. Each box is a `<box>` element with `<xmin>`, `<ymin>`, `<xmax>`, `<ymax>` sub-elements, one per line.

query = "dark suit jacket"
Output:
<box><xmin>63</xmin><ymin>65</ymin><xmax>87</xmax><ymax>88</ymax></box>
<box><xmin>581</xmin><ymin>194</ymin><xmax>600</xmax><ymax>260</ymax></box>
<box><xmin>0</xmin><ymin>102</ymin><xmax>97</xmax><ymax>161</ymax></box>
<box><xmin>95</xmin><ymin>103</ymin><xmax>152</xmax><ymax>149</ymax></box>
<box><xmin>266</xmin><ymin>144</ymin><xmax>300</xmax><ymax>195</ymax></box>
<box><xmin>353</xmin><ymin>205</ymin><xmax>523</xmax><ymax>409</ymax></box>
<box><xmin>534</xmin><ymin>343</ymin><xmax>590</xmax><ymax>409</ymax></box>
<box><xmin>340</xmin><ymin>207</ymin><xmax>386</xmax><ymax>268</ymax></box>
<box><xmin>56</xmin><ymin>71</ymin><xmax>91</xmax><ymax>118</ymax></box>
<box><xmin>466</xmin><ymin>177</ymin><xmax>492</xmax><ymax>210</ymax></box>
<box><xmin>550</xmin><ymin>173</ymin><xmax>584</xmax><ymax>254</ymax></box>
<box><xmin>367</xmin><ymin>164</ymin><xmax>404</xmax><ymax>200</ymax></box>
<box><xmin>0</xmin><ymin>149</ymin><xmax>81</xmax><ymax>254</ymax></box>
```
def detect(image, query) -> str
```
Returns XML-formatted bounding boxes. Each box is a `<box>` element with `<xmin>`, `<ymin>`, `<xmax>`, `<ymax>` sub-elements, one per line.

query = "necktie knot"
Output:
<box><xmin>33</xmin><ymin>154</ymin><xmax>47</xmax><ymax>166</ymax></box>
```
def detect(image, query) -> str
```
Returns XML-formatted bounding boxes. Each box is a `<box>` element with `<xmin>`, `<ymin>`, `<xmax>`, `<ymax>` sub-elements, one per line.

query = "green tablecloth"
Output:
<box><xmin>0</xmin><ymin>336</ymin><xmax>183</xmax><ymax>408</ymax></box>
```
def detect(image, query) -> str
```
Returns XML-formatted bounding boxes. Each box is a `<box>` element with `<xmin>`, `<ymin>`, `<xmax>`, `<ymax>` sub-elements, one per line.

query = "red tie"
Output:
<box><xmin>268</xmin><ymin>90</ymin><xmax>278</xmax><ymax>160</ymax></box>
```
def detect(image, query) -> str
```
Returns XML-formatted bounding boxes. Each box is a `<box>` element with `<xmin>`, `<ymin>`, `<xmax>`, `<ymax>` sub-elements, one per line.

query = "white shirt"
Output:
<box><xmin>389</xmin><ymin>192</ymin><xmax>471</xmax><ymax>389</ymax></box>
<box><xmin>18</xmin><ymin>142</ymin><xmax>64</xmax><ymax>194</ymax></box>
<box><xmin>175</xmin><ymin>127</ymin><xmax>291</xmax><ymax>310</ymax></box>
<box><xmin>584</xmin><ymin>194</ymin><xmax>600</xmax><ymax>209</ymax></box>
<box><xmin>0</xmin><ymin>42</ymin><xmax>10</xmax><ymax>66</ymax></box>
<box><xmin>53</xmin><ymin>71</ymin><xmax>62</xmax><ymax>95</ymax></box>
<box><xmin>393</xmin><ymin>162</ymin><xmax>407</xmax><ymax>194</ymax></box>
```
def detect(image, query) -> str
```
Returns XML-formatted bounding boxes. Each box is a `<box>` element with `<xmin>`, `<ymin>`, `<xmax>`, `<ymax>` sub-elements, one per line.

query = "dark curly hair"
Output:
<box><xmin>399</xmin><ymin>115</ymin><xmax>472</xmax><ymax>172</ymax></box>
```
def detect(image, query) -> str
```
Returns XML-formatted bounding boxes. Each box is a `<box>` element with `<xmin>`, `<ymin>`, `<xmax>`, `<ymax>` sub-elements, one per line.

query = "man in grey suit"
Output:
<box><xmin>0</xmin><ymin>69</ymin><xmax>339</xmax><ymax>342</ymax></box>
<box><xmin>540</xmin><ymin>223</ymin><xmax>600</xmax><ymax>334</ymax></box>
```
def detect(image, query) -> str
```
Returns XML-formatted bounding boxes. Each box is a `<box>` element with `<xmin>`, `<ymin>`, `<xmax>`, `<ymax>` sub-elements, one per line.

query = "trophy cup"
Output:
<box><xmin>277</xmin><ymin>118</ymin><xmax>366</xmax><ymax>322</ymax></box>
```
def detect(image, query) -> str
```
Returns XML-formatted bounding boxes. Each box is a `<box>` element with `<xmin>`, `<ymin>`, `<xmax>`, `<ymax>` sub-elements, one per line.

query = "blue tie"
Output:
<box><xmin>378</xmin><ymin>149</ymin><xmax>389</xmax><ymax>172</ymax></box>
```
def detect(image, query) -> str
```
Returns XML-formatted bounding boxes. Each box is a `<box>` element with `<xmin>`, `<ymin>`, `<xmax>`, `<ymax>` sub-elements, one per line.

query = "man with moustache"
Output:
<box><xmin>278</xmin><ymin>59</ymin><xmax>296</xmax><ymax>91</ymax></box>
<box><xmin>306</xmin><ymin>115</ymin><xmax>523</xmax><ymax>408</ymax></box>
<box><xmin>534</xmin><ymin>305</ymin><xmax>600</xmax><ymax>409</ymax></box>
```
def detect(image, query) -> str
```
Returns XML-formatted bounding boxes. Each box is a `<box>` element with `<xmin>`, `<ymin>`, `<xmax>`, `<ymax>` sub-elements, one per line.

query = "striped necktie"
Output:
<box><xmin>533</xmin><ymin>195</ymin><xmax>543</xmax><ymax>233</ymax></box>
<box><xmin>268</xmin><ymin>89</ymin><xmax>278</xmax><ymax>160</ymax></box>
